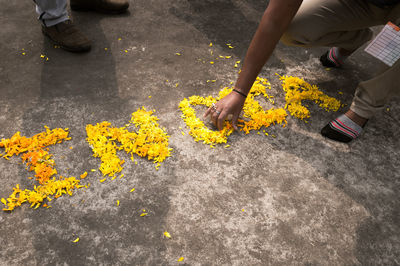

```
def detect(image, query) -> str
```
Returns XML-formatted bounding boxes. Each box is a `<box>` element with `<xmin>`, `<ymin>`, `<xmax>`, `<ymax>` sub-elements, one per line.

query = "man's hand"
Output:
<box><xmin>204</xmin><ymin>0</ymin><xmax>302</xmax><ymax>131</ymax></box>
<box><xmin>203</xmin><ymin>90</ymin><xmax>246</xmax><ymax>131</ymax></box>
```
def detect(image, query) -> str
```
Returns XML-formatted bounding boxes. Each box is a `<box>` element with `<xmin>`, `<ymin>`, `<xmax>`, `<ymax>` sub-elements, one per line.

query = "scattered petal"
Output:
<box><xmin>178</xmin><ymin>257</ymin><xmax>184</xmax><ymax>262</ymax></box>
<box><xmin>72</xmin><ymin>237</ymin><xmax>80</xmax><ymax>243</ymax></box>
<box><xmin>164</xmin><ymin>231</ymin><xmax>171</xmax><ymax>238</ymax></box>
<box><xmin>130</xmin><ymin>188</ymin><xmax>135</xmax><ymax>192</ymax></box>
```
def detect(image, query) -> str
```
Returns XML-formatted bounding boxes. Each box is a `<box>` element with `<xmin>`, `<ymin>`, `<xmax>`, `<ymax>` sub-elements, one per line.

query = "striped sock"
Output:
<box><xmin>321</xmin><ymin>114</ymin><xmax>363</xmax><ymax>143</ymax></box>
<box><xmin>320</xmin><ymin>47</ymin><xmax>348</xmax><ymax>68</ymax></box>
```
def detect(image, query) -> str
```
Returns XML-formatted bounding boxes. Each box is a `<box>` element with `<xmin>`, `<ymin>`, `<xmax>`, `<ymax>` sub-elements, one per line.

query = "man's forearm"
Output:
<box><xmin>235</xmin><ymin>0</ymin><xmax>302</xmax><ymax>95</ymax></box>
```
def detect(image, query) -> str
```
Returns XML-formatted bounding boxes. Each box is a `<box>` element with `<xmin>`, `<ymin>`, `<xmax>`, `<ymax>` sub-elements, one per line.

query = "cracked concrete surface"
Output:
<box><xmin>1</xmin><ymin>0</ymin><xmax>399</xmax><ymax>265</ymax></box>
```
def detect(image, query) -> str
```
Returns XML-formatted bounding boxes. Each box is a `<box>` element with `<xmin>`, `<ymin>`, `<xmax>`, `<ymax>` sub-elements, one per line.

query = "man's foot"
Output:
<box><xmin>42</xmin><ymin>20</ymin><xmax>91</xmax><ymax>53</ymax></box>
<box><xmin>71</xmin><ymin>0</ymin><xmax>129</xmax><ymax>14</ymax></box>
<box><xmin>321</xmin><ymin>110</ymin><xmax>368</xmax><ymax>143</ymax></box>
<box><xmin>320</xmin><ymin>47</ymin><xmax>351</xmax><ymax>68</ymax></box>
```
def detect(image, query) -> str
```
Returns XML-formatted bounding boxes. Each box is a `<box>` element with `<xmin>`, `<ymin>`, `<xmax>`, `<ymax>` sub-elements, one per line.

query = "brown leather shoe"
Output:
<box><xmin>71</xmin><ymin>0</ymin><xmax>129</xmax><ymax>13</ymax></box>
<box><xmin>42</xmin><ymin>20</ymin><xmax>91</xmax><ymax>52</ymax></box>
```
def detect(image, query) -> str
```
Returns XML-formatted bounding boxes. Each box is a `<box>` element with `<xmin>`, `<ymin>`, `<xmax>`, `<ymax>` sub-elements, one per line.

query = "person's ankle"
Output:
<box><xmin>338</xmin><ymin>48</ymin><xmax>354</xmax><ymax>57</ymax></box>
<box><xmin>320</xmin><ymin>47</ymin><xmax>351</xmax><ymax>68</ymax></box>
<box><xmin>344</xmin><ymin>110</ymin><xmax>368</xmax><ymax>127</ymax></box>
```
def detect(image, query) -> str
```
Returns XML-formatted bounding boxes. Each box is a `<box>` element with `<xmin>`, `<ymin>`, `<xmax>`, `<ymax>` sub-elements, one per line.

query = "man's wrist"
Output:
<box><xmin>232</xmin><ymin>88</ymin><xmax>248</xmax><ymax>98</ymax></box>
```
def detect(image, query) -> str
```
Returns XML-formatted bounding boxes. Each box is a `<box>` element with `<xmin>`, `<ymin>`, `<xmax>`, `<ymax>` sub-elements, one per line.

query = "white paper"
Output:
<box><xmin>365</xmin><ymin>22</ymin><xmax>400</xmax><ymax>67</ymax></box>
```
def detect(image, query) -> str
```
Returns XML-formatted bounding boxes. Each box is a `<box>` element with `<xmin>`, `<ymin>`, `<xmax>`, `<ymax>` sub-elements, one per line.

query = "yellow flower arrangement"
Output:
<box><xmin>179</xmin><ymin>77</ymin><xmax>287</xmax><ymax>146</ymax></box>
<box><xmin>0</xmin><ymin>127</ymin><xmax>84</xmax><ymax>211</ymax></box>
<box><xmin>180</xmin><ymin>75</ymin><xmax>341</xmax><ymax>146</ymax></box>
<box><xmin>279</xmin><ymin>75</ymin><xmax>342</xmax><ymax>120</ymax></box>
<box><xmin>86</xmin><ymin>107</ymin><xmax>172</xmax><ymax>177</ymax></box>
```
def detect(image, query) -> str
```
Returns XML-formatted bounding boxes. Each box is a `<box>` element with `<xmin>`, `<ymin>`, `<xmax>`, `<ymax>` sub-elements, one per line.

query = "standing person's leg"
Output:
<box><xmin>34</xmin><ymin>0</ymin><xmax>69</xmax><ymax>27</ymax></box>
<box><xmin>34</xmin><ymin>0</ymin><xmax>91</xmax><ymax>52</ymax></box>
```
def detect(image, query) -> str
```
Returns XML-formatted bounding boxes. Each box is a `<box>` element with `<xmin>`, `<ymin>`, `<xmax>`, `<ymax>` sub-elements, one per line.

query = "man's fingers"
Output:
<box><xmin>211</xmin><ymin>111</ymin><xmax>219</xmax><ymax>127</ymax></box>
<box><xmin>217</xmin><ymin>110</ymin><xmax>229</xmax><ymax>130</ymax></box>
<box><xmin>232</xmin><ymin>112</ymin><xmax>240</xmax><ymax>131</ymax></box>
<box><xmin>204</xmin><ymin>107</ymin><xmax>211</xmax><ymax>118</ymax></box>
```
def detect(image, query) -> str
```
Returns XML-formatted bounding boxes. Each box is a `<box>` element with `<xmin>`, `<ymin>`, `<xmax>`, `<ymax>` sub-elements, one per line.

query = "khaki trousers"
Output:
<box><xmin>281</xmin><ymin>0</ymin><xmax>400</xmax><ymax>119</ymax></box>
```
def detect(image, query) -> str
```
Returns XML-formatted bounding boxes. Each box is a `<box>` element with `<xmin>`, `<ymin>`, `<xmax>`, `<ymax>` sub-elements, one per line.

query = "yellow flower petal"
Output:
<box><xmin>72</xmin><ymin>237</ymin><xmax>80</xmax><ymax>243</ymax></box>
<box><xmin>164</xmin><ymin>231</ymin><xmax>171</xmax><ymax>238</ymax></box>
<box><xmin>80</xmin><ymin>172</ymin><xmax>88</xmax><ymax>179</ymax></box>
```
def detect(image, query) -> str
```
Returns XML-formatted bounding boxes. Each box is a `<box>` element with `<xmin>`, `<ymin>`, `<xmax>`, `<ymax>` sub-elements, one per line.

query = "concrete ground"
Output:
<box><xmin>1</xmin><ymin>0</ymin><xmax>399</xmax><ymax>265</ymax></box>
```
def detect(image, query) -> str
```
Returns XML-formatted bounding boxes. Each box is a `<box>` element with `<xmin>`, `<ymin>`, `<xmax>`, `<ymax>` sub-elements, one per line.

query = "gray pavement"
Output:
<box><xmin>1</xmin><ymin>0</ymin><xmax>399</xmax><ymax>265</ymax></box>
